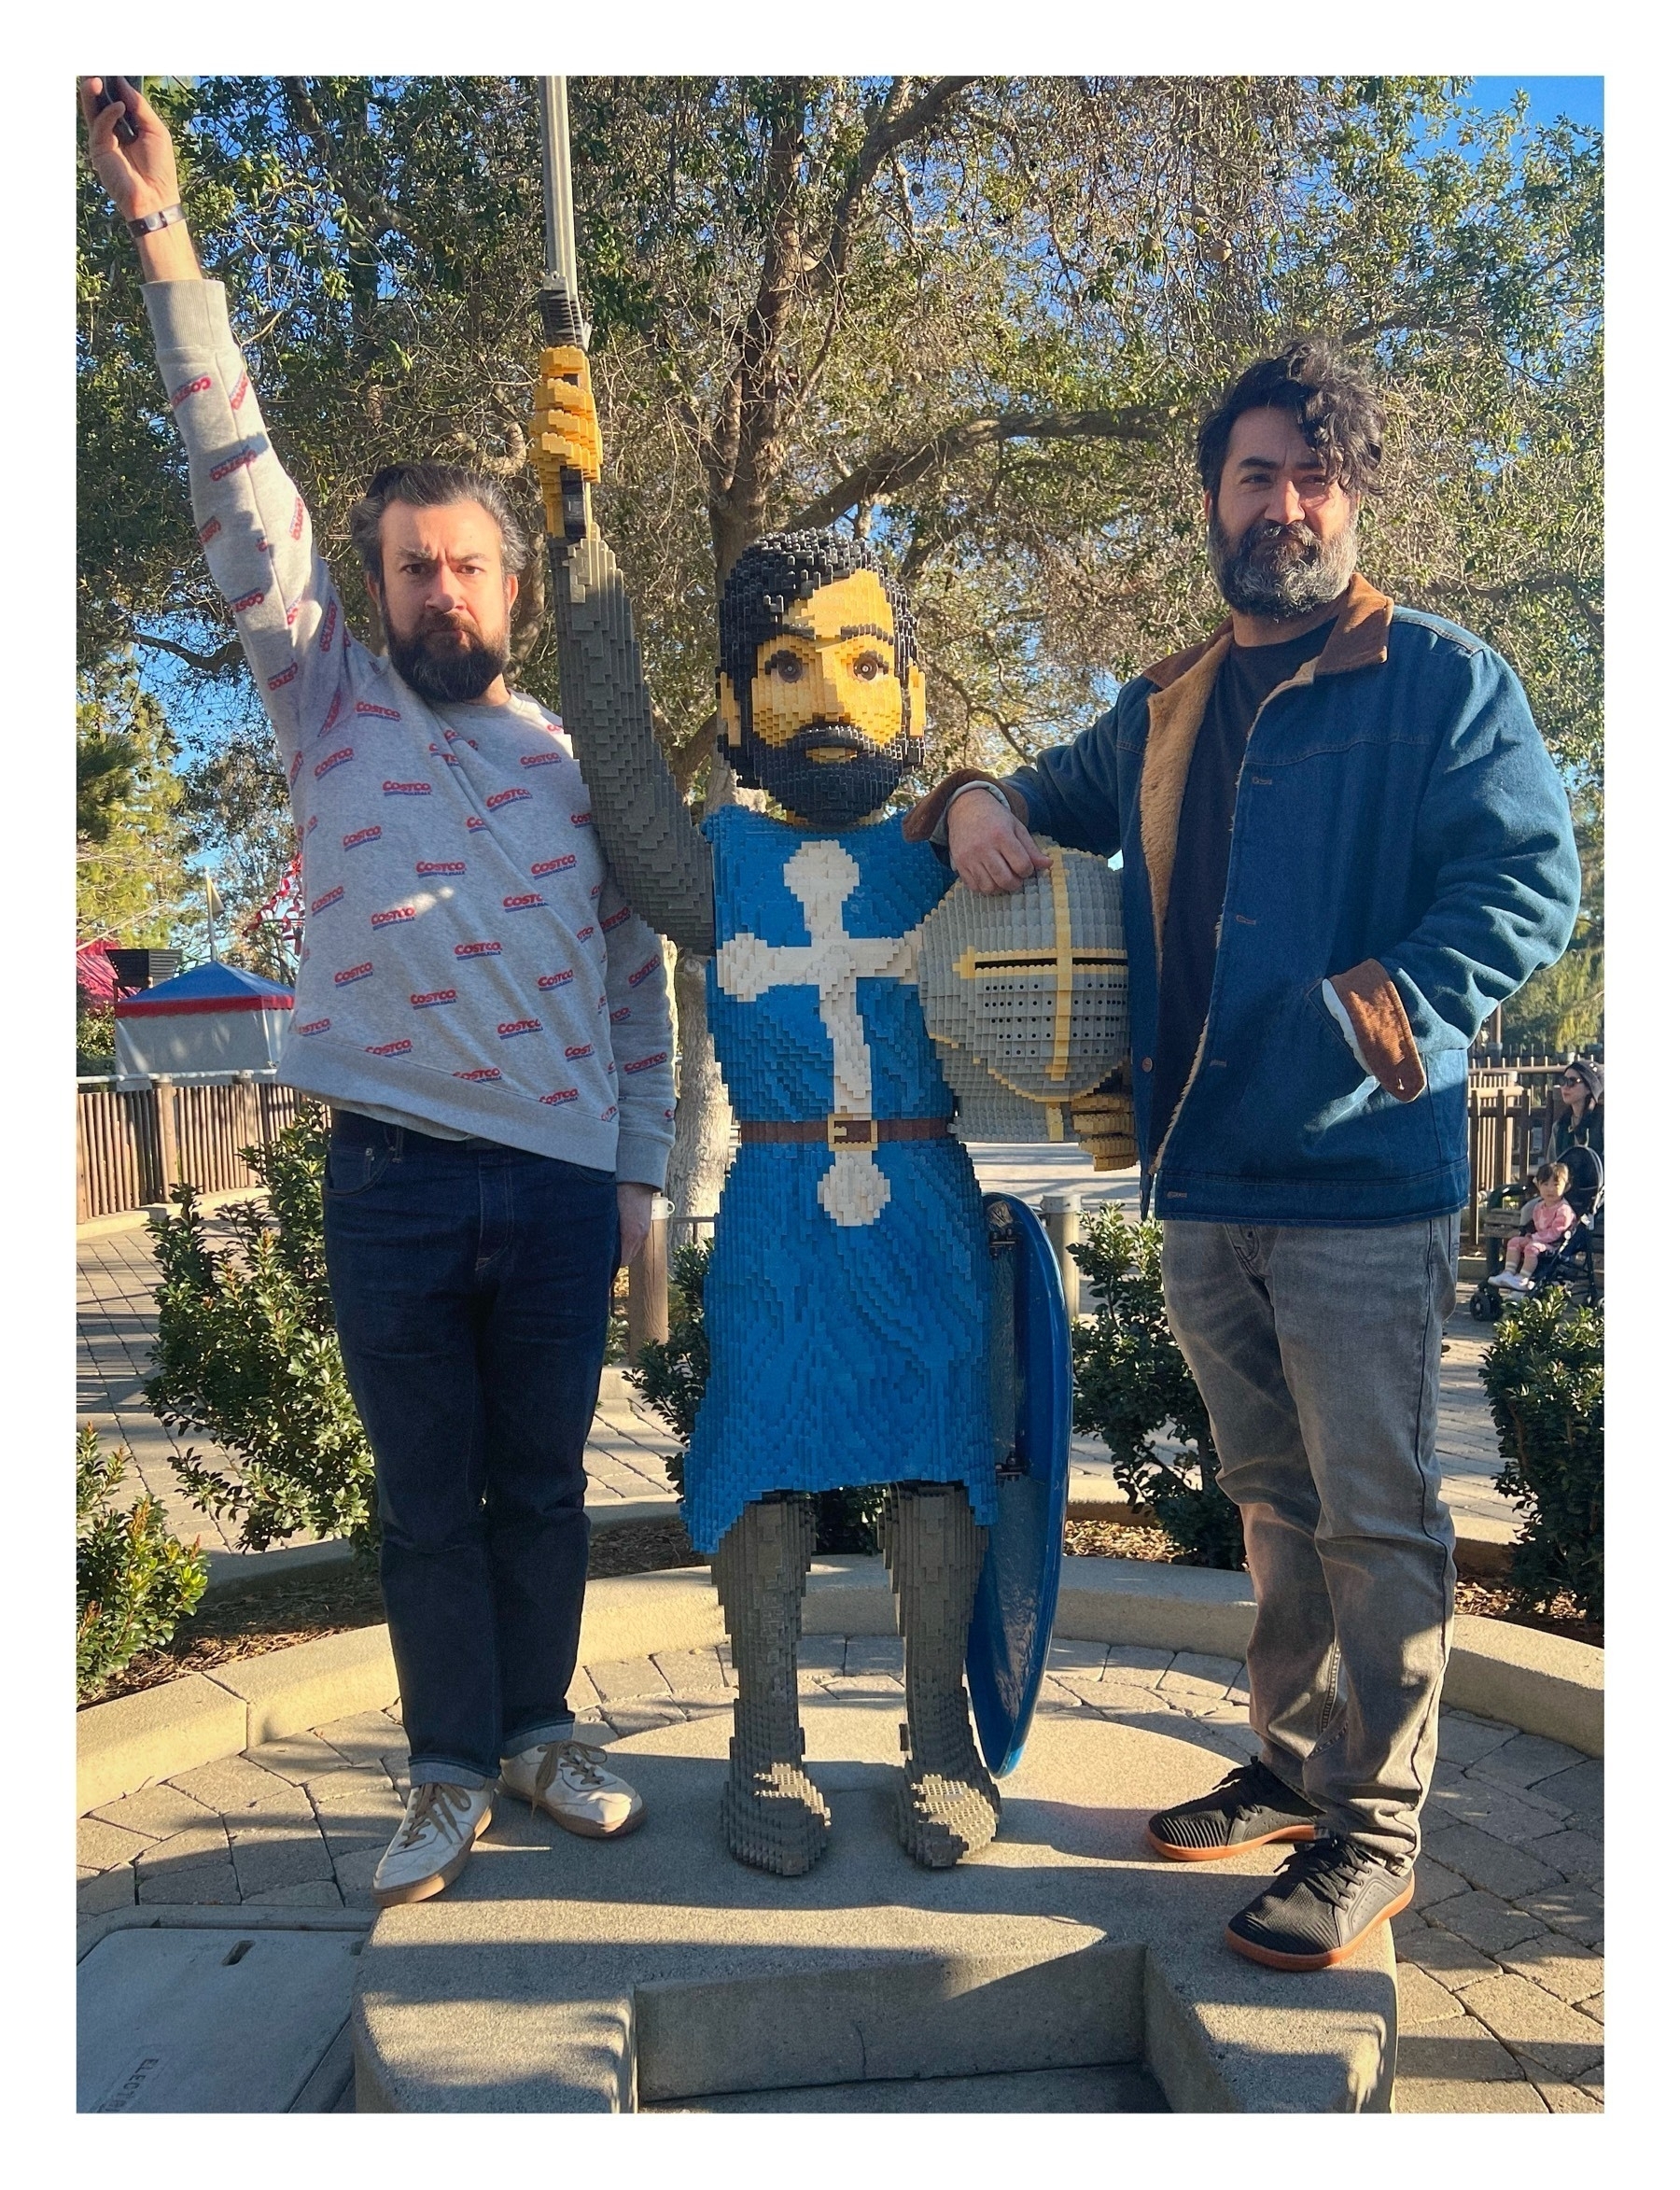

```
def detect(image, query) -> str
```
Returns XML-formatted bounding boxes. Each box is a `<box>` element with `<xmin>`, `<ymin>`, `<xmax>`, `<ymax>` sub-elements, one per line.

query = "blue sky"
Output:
<box><xmin>1458</xmin><ymin>77</ymin><xmax>1603</xmax><ymax>133</ymax></box>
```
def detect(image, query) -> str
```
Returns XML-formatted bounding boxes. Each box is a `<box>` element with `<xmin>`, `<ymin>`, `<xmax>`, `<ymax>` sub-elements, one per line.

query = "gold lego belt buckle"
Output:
<box><xmin>827</xmin><ymin>1114</ymin><xmax>878</xmax><ymax>1151</ymax></box>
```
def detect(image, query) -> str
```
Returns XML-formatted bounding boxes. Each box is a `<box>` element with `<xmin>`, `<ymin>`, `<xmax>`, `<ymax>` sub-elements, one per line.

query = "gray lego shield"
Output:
<box><xmin>918</xmin><ymin>845</ymin><xmax>1131</xmax><ymax>1145</ymax></box>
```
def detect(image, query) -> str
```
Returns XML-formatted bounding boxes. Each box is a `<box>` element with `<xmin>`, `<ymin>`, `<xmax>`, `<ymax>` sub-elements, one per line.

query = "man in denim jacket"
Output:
<box><xmin>908</xmin><ymin>341</ymin><xmax>1580</xmax><ymax>1971</ymax></box>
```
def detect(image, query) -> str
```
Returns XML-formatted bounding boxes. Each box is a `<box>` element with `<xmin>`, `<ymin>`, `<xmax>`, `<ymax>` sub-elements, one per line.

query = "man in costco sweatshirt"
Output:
<box><xmin>85</xmin><ymin>78</ymin><xmax>672</xmax><ymax>1906</ymax></box>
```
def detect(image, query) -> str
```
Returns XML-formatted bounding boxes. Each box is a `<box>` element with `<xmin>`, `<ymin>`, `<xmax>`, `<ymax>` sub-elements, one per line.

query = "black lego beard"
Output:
<box><xmin>1208</xmin><ymin>509</ymin><xmax>1358</xmax><ymax>621</ymax></box>
<box><xmin>387</xmin><ymin>614</ymin><xmax>511</xmax><ymax>706</ymax></box>
<box><xmin>747</xmin><ymin>723</ymin><xmax>909</xmax><ymax>829</ymax></box>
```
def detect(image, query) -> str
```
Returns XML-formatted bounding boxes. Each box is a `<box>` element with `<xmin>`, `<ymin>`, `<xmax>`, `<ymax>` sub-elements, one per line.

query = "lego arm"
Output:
<box><xmin>552</xmin><ymin>531</ymin><xmax>718</xmax><ymax>958</ymax></box>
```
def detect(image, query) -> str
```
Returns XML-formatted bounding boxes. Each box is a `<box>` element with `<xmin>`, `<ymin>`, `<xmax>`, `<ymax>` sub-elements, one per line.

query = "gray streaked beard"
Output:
<box><xmin>1208</xmin><ymin>511</ymin><xmax>1359</xmax><ymax>621</ymax></box>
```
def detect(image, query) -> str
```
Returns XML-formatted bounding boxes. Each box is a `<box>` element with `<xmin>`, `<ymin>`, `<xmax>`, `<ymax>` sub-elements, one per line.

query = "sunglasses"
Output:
<box><xmin>1560</xmin><ymin>1075</ymin><xmax>1584</xmax><ymax>1088</ymax></box>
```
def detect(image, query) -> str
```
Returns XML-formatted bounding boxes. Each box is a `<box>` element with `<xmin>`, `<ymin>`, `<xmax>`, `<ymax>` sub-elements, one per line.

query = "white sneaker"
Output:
<box><xmin>371</xmin><ymin>1780</ymin><xmax>493</xmax><ymax>1908</ymax></box>
<box><xmin>500</xmin><ymin>1738</ymin><xmax>647</xmax><ymax>1840</ymax></box>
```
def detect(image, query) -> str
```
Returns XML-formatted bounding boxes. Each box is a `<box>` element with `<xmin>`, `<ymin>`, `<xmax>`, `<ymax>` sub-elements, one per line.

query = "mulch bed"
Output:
<box><xmin>79</xmin><ymin>1510</ymin><xmax>1598</xmax><ymax>1711</ymax></box>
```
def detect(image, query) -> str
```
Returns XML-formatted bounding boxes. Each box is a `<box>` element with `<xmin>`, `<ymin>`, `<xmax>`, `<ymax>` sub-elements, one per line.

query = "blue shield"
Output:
<box><xmin>965</xmin><ymin>1193</ymin><xmax>1073</xmax><ymax>1775</ymax></box>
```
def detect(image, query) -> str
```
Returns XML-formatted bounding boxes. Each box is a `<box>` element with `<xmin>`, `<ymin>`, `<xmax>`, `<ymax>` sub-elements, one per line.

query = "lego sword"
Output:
<box><xmin>538</xmin><ymin>75</ymin><xmax>592</xmax><ymax>545</ymax></box>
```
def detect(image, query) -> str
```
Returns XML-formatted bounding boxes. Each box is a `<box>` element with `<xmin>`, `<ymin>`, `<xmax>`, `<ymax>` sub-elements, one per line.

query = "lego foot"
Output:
<box><xmin>893</xmin><ymin>1758</ymin><xmax>1001</xmax><ymax>1869</ymax></box>
<box><xmin>721</xmin><ymin>1754</ymin><xmax>832</xmax><ymax>1878</ymax></box>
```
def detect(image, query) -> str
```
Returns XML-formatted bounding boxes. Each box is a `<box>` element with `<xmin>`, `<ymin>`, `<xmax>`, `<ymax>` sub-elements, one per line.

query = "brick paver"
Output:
<box><xmin>76</xmin><ymin>1627</ymin><xmax>1603</xmax><ymax>2114</ymax></box>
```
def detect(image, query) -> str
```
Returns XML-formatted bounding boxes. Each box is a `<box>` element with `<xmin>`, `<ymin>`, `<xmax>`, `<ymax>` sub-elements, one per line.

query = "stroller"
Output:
<box><xmin>1468</xmin><ymin>1145</ymin><xmax>1603</xmax><ymax>1319</ymax></box>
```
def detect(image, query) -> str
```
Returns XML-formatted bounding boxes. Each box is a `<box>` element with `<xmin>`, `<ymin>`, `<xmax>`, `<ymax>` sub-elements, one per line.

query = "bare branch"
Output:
<box><xmin>810</xmin><ymin>77</ymin><xmax>981</xmax><ymax>293</ymax></box>
<box><xmin>278</xmin><ymin>78</ymin><xmax>413</xmax><ymax>251</ymax></box>
<box><xmin>133</xmin><ymin>629</ymin><xmax>246</xmax><ymax>675</ymax></box>
<box><xmin>784</xmin><ymin>404</ymin><xmax>1167</xmax><ymax>535</ymax></box>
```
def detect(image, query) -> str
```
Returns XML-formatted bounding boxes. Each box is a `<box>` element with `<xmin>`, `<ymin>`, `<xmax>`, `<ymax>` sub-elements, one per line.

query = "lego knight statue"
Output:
<box><xmin>529</xmin><ymin>346</ymin><xmax>1127</xmax><ymax>1876</ymax></box>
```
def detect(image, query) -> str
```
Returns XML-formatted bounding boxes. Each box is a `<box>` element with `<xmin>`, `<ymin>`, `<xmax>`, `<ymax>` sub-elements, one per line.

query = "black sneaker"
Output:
<box><xmin>1225</xmin><ymin>1836</ymin><xmax>1415</xmax><ymax>1971</ymax></box>
<box><xmin>1145</xmin><ymin>1760</ymin><xmax>1321</xmax><ymax>1863</ymax></box>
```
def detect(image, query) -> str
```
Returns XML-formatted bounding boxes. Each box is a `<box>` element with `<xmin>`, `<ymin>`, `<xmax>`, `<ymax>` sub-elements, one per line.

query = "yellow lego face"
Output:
<box><xmin>719</xmin><ymin>572</ymin><xmax>928</xmax><ymax>760</ymax></box>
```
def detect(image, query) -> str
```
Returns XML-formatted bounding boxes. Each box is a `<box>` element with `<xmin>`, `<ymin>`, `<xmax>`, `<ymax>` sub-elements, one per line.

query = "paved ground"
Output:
<box><xmin>77</xmin><ymin>1633</ymin><xmax>1603</xmax><ymax>2113</ymax></box>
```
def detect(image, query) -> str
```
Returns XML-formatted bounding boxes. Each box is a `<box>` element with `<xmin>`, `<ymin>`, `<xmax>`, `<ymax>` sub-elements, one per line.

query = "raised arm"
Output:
<box><xmin>531</xmin><ymin>354</ymin><xmax>717</xmax><ymax>957</ymax></box>
<box><xmin>80</xmin><ymin>78</ymin><xmax>354</xmax><ymax>766</ymax></box>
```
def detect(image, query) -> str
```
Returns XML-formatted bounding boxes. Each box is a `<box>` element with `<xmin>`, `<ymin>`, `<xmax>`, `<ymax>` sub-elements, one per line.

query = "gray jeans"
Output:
<box><xmin>1160</xmin><ymin>1214</ymin><xmax>1460</xmax><ymax>1863</ymax></box>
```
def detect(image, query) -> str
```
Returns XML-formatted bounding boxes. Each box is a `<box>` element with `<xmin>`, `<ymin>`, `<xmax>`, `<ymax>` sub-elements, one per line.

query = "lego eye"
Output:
<box><xmin>764</xmin><ymin>650</ymin><xmax>805</xmax><ymax>681</ymax></box>
<box><xmin>851</xmin><ymin>652</ymin><xmax>889</xmax><ymax>681</ymax></box>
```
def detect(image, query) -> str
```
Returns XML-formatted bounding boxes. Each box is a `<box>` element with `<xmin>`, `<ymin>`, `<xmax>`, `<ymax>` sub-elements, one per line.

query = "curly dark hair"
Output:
<box><xmin>1197</xmin><ymin>338</ymin><xmax>1385</xmax><ymax>500</ymax></box>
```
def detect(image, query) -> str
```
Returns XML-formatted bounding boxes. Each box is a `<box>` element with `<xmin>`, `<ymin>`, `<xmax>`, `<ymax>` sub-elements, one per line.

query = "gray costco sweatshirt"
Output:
<box><xmin>143</xmin><ymin>279</ymin><xmax>674</xmax><ymax>1186</ymax></box>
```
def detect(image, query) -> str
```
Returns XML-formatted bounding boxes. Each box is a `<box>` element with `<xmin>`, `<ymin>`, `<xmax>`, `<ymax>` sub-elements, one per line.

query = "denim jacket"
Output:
<box><xmin>912</xmin><ymin>577</ymin><xmax>1579</xmax><ymax>1227</ymax></box>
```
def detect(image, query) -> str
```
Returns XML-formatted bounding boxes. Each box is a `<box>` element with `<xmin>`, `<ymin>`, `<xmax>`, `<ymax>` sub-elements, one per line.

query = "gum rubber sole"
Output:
<box><xmin>1144</xmin><ymin>1819</ymin><xmax>1317</xmax><ymax>1863</ymax></box>
<box><xmin>370</xmin><ymin>1799</ymin><xmax>495</xmax><ymax>1908</ymax></box>
<box><xmin>1223</xmin><ymin>1873</ymin><xmax>1415</xmax><ymax>1972</ymax></box>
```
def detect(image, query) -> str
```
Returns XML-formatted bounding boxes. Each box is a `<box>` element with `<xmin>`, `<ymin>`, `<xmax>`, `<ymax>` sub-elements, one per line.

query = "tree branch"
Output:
<box><xmin>133</xmin><ymin>629</ymin><xmax>246</xmax><ymax>676</ymax></box>
<box><xmin>279</xmin><ymin>78</ymin><xmax>413</xmax><ymax>251</ymax></box>
<box><xmin>784</xmin><ymin>404</ymin><xmax>1167</xmax><ymax>535</ymax></box>
<box><xmin>810</xmin><ymin>77</ymin><xmax>981</xmax><ymax>293</ymax></box>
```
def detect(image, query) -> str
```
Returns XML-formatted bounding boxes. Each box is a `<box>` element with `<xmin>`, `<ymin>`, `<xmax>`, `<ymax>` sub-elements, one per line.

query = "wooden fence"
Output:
<box><xmin>76</xmin><ymin>1074</ymin><xmax>313</xmax><ymax>1225</ymax></box>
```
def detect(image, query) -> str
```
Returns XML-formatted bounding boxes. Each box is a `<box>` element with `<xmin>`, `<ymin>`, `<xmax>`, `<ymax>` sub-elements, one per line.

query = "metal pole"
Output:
<box><xmin>1040</xmin><ymin>1191</ymin><xmax>1084</xmax><ymax>1326</ymax></box>
<box><xmin>626</xmin><ymin>1195</ymin><xmax>673</xmax><ymax>1355</ymax></box>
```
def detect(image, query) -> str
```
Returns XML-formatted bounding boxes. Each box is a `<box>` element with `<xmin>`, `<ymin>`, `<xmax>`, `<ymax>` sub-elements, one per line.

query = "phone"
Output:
<box><xmin>94</xmin><ymin>77</ymin><xmax>139</xmax><ymax>146</ymax></box>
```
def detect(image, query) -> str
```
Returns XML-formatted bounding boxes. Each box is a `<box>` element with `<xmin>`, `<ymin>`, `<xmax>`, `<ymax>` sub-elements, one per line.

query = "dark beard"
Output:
<box><xmin>1208</xmin><ymin>509</ymin><xmax>1358</xmax><ymax>621</ymax></box>
<box><xmin>387</xmin><ymin>619</ymin><xmax>510</xmax><ymax>705</ymax></box>
<box><xmin>748</xmin><ymin>724</ymin><xmax>907</xmax><ymax>829</ymax></box>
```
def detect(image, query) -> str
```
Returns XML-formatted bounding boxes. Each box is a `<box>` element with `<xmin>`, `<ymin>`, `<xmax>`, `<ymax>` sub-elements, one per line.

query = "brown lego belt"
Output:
<box><xmin>738</xmin><ymin>1116</ymin><xmax>954</xmax><ymax>1150</ymax></box>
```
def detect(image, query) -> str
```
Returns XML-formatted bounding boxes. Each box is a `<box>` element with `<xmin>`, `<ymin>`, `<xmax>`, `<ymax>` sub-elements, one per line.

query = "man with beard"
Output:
<box><xmin>913</xmin><ymin>340</ymin><xmax>1579</xmax><ymax>1971</ymax></box>
<box><xmin>83</xmin><ymin>79</ymin><xmax>674</xmax><ymax>1909</ymax></box>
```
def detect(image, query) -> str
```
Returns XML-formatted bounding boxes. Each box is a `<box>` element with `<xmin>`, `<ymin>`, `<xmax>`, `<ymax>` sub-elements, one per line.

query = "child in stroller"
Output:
<box><xmin>1469</xmin><ymin>1147</ymin><xmax>1603</xmax><ymax>1320</ymax></box>
<box><xmin>1491</xmin><ymin>1162</ymin><xmax>1575</xmax><ymax>1293</ymax></box>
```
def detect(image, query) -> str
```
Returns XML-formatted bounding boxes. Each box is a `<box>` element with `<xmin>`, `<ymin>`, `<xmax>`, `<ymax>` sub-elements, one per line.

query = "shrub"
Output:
<box><xmin>1069</xmin><ymin>1207</ymin><xmax>1246</xmax><ymax>1569</ymax></box>
<box><xmin>77</xmin><ymin>1423</ymin><xmax>208</xmax><ymax>1701</ymax></box>
<box><xmin>146</xmin><ymin>1106</ymin><xmax>377</xmax><ymax>1555</ymax></box>
<box><xmin>1480</xmin><ymin>1288</ymin><xmax>1603</xmax><ymax>1626</ymax></box>
<box><xmin>626</xmin><ymin>1236</ymin><xmax>887</xmax><ymax>1554</ymax></box>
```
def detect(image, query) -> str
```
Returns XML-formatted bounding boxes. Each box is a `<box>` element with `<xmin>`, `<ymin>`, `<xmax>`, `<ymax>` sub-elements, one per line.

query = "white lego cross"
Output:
<box><xmin>715</xmin><ymin>838</ymin><xmax>918</xmax><ymax>1227</ymax></box>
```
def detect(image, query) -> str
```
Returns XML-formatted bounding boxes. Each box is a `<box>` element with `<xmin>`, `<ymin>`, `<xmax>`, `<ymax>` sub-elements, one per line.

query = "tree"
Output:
<box><xmin>77</xmin><ymin>77</ymin><xmax>1603</xmax><ymax>1202</ymax></box>
<box><xmin>75</xmin><ymin>654</ymin><xmax>194</xmax><ymax>950</ymax></box>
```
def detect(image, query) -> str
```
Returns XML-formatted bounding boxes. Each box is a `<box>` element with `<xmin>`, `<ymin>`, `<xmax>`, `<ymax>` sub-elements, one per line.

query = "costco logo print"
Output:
<box><xmin>268</xmin><ymin>665</ymin><xmax>299</xmax><ymax>690</ymax></box>
<box><xmin>565</xmin><ymin>1043</ymin><xmax>595</xmax><ymax>1061</ymax></box>
<box><xmin>318</xmin><ymin>692</ymin><xmax>343</xmax><ymax>737</ymax></box>
<box><xmin>623</xmin><ymin>1052</ymin><xmax>670</xmax><ymax>1075</ymax></box>
<box><xmin>315</xmin><ymin>747</ymin><xmax>355</xmax><ymax>779</ymax></box>
<box><xmin>357</xmin><ymin>701</ymin><xmax>402</xmax><ymax>721</ymax></box>
<box><xmin>455</xmin><ymin>1067</ymin><xmax>502</xmax><ymax>1083</ymax></box>
<box><xmin>229</xmin><ymin>587</ymin><xmax>265</xmax><ymax>614</ymax></box>
<box><xmin>626</xmin><ymin>955</ymin><xmax>661</xmax><ymax>988</ymax></box>
<box><xmin>537</xmin><ymin>970</ymin><xmax>574</xmax><ymax>991</ymax></box>
<box><xmin>411</xmin><ymin>990</ymin><xmax>457</xmax><ymax>1009</ymax></box>
<box><xmin>383</xmin><ymin>780</ymin><xmax>431</xmax><ymax>796</ymax></box>
<box><xmin>454</xmin><ymin>941</ymin><xmax>501</xmax><ymax>959</ymax></box>
<box><xmin>334</xmin><ymin>962</ymin><xmax>375</xmax><ymax>987</ymax></box>
<box><xmin>371</xmin><ymin>905</ymin><xmax>417</xmax><ymax>928</ymax></box>
<box><xmin>503</xmin><ymin>893</ymin><xmax>545</xmax><ymax>912</ymax></box>
<box><xmin>208</xmin><ymin>446</ymin><xmax>256</xmax><ymax>482</ymax></box>
<box><xmin>416</xmin><ymin>861</ymin><xmax>466</xmax><ymax>877</ymax></box>
<box><xmin>602</xmin><ymin>904</ymin><xmax>631</xmax><ymax>931</ymax></box>
<box><xmin>309</xmin><ymin>886</ymin><xmax>344</xmax><ymax>916</ymax></box>
<box><xmin>570</xmin><ymin>811</ymin><xmax>594</xmax><ymax>826</ymax></box>
<box><xmin>498</xmin><ymin>1019</ymin><xmax>541</xmax><ymax>1040</ymax></box>
<box><xmin>486</xmin><ymin>787</ymin><xmax>531</xmax><ymax>810</ymax></box>
<box><xmin>532</xmin><ymin>855</ymin><xmax>576</xmax><ymax>876</ymax></box>
<box><xmin>365</xmin><ymin>1039</ymin><xmax>413</xmax><ymax>1057</ymax></box>
<box><xmin>171</xmin><ymin>375</ymin><xmax>211</xmax><ymax>407</ymax></box>
<box><xmin>520</xmin><ymin>750</ymin><xmax>564</xmax><ymax>766</ymax></box>
<box><xmin>319</xmin><ymin>602</ymin><xmax>338</xmax><ymax>652</ymax></box>
<box><xmin>539</xmin><ymin>1088</ymin><xmax>579</xmax><ymax>1104</ymax></box>
<box><xmin>343</xmin><ymin>825</ymin><xmax>381</xmax><ymax>850</ymax></box>
<box><xmin>295</xmin><ymin>1017</ymin><xmax>331</xmax><ymax>1035</ymax></box>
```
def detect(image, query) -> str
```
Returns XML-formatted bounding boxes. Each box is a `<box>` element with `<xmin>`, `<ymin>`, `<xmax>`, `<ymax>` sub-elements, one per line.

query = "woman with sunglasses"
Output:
<box><xmin>1548</xmin><ymin>1058</ymin><xmax>1604</xmax><ymax>1168</ymax></box>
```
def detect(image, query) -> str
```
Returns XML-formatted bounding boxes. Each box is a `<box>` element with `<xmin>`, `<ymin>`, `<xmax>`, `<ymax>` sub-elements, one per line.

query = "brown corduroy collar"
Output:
<box><xmin>1141</xmin><ymin>572</ymin><xmax>1393</xmax><ymax>693</ymax></box>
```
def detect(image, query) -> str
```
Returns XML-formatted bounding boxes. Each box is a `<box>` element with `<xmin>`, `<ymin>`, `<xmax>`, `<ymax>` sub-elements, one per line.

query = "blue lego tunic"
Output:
<box><xmin>680</xmin><ymin>804</ymin><xmax>996</xmax><ymax>1552</ymax></box>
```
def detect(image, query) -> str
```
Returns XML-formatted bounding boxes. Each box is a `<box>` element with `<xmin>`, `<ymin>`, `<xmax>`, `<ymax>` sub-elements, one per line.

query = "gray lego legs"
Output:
<box><xmin>711</xmin><ymin>1493</ymin><xmax>832</xmax><ymax>1876</ymax></box>
<box><xmin>881</xmin><ymin>1481</ymin><xmax>1001</xmax><ymax>1868</ymax></box>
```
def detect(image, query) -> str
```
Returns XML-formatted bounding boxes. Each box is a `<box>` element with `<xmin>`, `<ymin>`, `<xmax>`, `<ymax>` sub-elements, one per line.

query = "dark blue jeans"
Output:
<box><xmin>321</xmin><ymin>1111</ymin><xmax>619</xmax><ymax>1786</ymax></box>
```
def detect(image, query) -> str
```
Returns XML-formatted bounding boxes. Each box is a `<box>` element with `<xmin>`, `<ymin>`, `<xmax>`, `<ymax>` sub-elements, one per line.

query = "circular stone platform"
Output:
<box><xmin>353</xmin><ymin>1694</ymin><xmax>1396</xmax><ymax>2113</ymax></box>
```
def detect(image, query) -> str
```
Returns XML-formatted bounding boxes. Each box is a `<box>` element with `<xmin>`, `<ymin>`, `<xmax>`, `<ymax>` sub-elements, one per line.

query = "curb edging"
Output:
<box><xmin>77</xmin><ymin>1552</ymin><xmax>1603</xmax><ymax>1817</ymax></box>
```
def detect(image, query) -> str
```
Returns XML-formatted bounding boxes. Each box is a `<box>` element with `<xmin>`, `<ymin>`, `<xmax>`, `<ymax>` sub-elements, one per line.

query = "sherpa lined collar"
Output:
<box><xmin>1141</xmin><ymin>572</ymin><xmax>1393</xmax><ymax>693</ymax></box>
